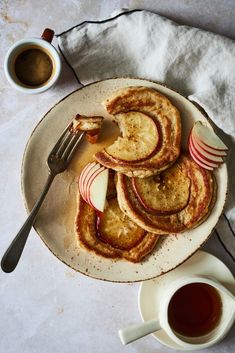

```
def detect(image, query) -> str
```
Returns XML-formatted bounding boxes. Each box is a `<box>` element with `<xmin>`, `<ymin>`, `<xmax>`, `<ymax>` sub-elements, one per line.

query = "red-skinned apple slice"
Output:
<box><xmin>85</xmin><ymin>166</ymin><xmax>105</xmax><ymax>206</ymax></box>
<box><xmin>79</xmin><ymin>162</ymin><xmax>100</xmax><ymax>201</ymax></box>
<box><xmin>79</xmin><ymin>162</ymin><xmax>96</xmax><ymax>199</ymax></box>
<box><xmin>79</xmin><ymin>162</ymin><xmax>91</xmax><ymax>199</ymax></box>
<box><xmin>190</xmin><ymin>134</ymin><xmax>223</xmax><ymax>164</ymax></box>
<box><xmin>192</xmin><ymin>121</ymin><xmax>228</xmax><ymax>151</ymax></box>
<box><xmin>79</xmin><ymin>162</ymin><xmax>109</xmax><ymax>212</ymax></box>
<box><xmin>192</xmin><ymin>131</ymin><xmax>227</xmax><ymax>157</ymax></box>
<box><xmin>79</xmin><ymin>162</ymin><xmax>95</xmax><ymax>199</ymax></box>
<box><xmin>82</xmin><ymin>165</ymin><xmax>103</xmax><ymax>204</ymax></box>
<box><xmin>87</xmin><ymin>168</ymin><xmax>109</xmax><ymax>212</ymax></box>
<box><xmin>189</xmin><ymin>137</ymin><xmax>219</xmax><ymax>168</ymax></box>
<box><xmin>188</xmin><ymin>141</ymin><xmax>214</xmax><ymax>170</ymax></box>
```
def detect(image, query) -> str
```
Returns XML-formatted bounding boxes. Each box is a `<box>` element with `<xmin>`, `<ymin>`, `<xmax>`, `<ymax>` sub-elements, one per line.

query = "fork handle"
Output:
<box><xmin>1</xmin><ymin>173</ymin><xmax>55</xmax><ymax>273</ymax></box>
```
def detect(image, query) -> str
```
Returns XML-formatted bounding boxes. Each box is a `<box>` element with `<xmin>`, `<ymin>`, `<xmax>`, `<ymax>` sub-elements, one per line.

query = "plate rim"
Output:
<box><xmin>21</xmin><ymin>77</ymin><xmax>228</xmax><ymax>282</ymax></box>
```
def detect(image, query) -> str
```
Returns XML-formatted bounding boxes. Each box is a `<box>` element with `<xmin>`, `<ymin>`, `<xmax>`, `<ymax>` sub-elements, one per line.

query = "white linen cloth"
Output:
<box><xmin>57</xmin><ymin>9</ymin><xmax>235</xmax><ymax>260</ymax></box>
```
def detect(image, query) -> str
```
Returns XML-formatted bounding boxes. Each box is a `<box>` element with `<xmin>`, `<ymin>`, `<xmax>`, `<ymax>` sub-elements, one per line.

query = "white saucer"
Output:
<box><xmin>138</xmin><ymin>250</ymin><xmax>235</xmax><ymax>350</ymax></box>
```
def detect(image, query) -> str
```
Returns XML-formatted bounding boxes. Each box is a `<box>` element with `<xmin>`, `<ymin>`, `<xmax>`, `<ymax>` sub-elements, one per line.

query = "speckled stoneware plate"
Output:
<box><xmin>21</xmin><ymin>78</ymin><xmax>227</xmax><ymax>282</ymax></box>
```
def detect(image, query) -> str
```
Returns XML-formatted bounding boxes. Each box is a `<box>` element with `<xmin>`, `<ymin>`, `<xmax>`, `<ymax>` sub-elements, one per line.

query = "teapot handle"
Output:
<box><xmin>118</xmin><ymin>318</ymin><xmax>160</xmax><ymax>345</ymax></box>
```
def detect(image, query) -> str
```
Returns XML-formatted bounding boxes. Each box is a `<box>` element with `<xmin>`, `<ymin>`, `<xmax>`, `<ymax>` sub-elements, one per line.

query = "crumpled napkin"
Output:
<box><xmin>57</xmin><ymin>9</ymin><xmax>235</xmax><ymax>261</ymax></box>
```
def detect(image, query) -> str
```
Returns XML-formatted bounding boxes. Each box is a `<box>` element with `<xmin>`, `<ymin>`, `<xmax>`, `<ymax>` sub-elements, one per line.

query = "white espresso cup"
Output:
<box><xmin>4</xmin><ymin>28</ymin><xmax>61</xmax><ymax>94</ymax></box>
<box><xmin>119</xmin><ymin>276</ymin><xmax>235</xmax><ymax>350</ymax></box>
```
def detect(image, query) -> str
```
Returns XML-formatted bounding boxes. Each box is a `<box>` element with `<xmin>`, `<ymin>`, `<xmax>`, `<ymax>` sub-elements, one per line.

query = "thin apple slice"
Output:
<box><xmin>192</xmin><ymin>121</ymin><xmax>228</xmax><ymax>151</ymax></box>
<box><xmin>79</xmin><ymin>162</ymin><xmax>94</xmax><ymax>199</ymax></box>
<box><xmin>79</xmin><ymin>162</ymin><xmax>98</xmax><ymax>200</ymax></box>
<box><xmin>191</xmin><ymin>132</ymin><xmax>227</xmax><ymax>157</ymax></box>
<box><xmin>188</xmin><ymin>140</ymin><xmax>214</xmax><ymax>170</ymax></box>
<box><xmin>106</xmin><ymin>111</ymin><xmax>160</xmax><ymax>162</ymax></box>
<box><xmin>190</xmin><ymin>134</ymin><xmax>223</xmax><ymax>164</ymax></box>
<box><xmin>87</xmin><ymin>168</ymin><xmax>109</xmax><ymax>212</ymax></box>
<box><xmin>79</xmin><ymin>162</ymin><xmax>100</xmax><ymax>201</ymax></box>
<box><xmin>85</xmin><ymin>166</ymin><xmax>105</xmax><ymax>206</ymax></box>
<box><xmin>83</xmin><ymin>165</ymin><xmax>103</xmax><ymax>205</ymax></box>
<box><xmin>189</xmin><ymin>137</ymin><xmax>219</xmax><ymax>168</ymax></box>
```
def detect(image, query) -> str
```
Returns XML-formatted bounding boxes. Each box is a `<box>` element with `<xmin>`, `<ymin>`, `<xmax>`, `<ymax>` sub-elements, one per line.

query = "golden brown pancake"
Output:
<box><xmin>116</xmin><ymin>154</ymin><xmax>216</xmax><ymax>234</ymax></box>
<box><xmin>75</xmin><ymin>178</ymin><xmax>159</xmax><ymax>262</ymax></box>
<box><xmin>95</xmin><ymin>86</ymin><xmax>181</xmax><ymax>177</ymax></box>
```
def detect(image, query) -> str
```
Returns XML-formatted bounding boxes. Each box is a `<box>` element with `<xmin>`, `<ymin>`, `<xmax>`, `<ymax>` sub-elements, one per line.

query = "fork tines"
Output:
<box><xmin>48</xmin><ymin>124</ymin><xmax>84</xmax><ymax>163</ymax></box>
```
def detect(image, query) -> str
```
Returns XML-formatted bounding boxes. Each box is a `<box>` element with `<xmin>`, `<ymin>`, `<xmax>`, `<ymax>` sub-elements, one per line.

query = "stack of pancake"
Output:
<box><xmin>75</xmin><ymin>87</ymin><xmax>216</xmax><ymax>262</ymax></box>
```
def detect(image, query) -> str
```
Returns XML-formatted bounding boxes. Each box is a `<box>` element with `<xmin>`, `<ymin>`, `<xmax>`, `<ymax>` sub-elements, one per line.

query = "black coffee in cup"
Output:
<box><xmin>14</xmin><ymin>45</ymin><xmax>54</xmax><ymax>87</ymax></box>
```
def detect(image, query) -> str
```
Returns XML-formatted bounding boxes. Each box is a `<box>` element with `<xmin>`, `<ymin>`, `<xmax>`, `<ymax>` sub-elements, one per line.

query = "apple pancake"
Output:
<box><xmin>116</xmin><ymin>154</ymin><xmax>216</xmax><ymax>234</ymax></box>
<box><xmin>75</xmin><ymin>172</ymin><xmax>159</xmax><ymax>263</ymax></box>
<box><xmin>105</xmin><ymin>111</ymin><xmax>160</xmax><ymax>162</ymax></box>
<box><xmin>95</xmin><ymin>86</ymin><xmax>181</xmax><ymax>177</ymax></box>
<box><xmin>132</xmin><ymin>162</ymin><xmax>191</xmax><ymax>215</ymax></box>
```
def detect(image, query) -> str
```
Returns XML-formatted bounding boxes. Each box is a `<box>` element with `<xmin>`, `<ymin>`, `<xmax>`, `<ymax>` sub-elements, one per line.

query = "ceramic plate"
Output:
<box><xmin>21</xmin><ymin>78</ymin><xmax>227</xmax><ymax>282</ymax></box>
<box><xmin>139</xmin><ymin>250</ymin><xmax>235</xmax><ymax>350</ymax></box>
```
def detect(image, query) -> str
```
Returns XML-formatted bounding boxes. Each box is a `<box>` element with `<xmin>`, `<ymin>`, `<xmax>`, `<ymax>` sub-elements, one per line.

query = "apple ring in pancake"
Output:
<box><xmin>132</xmin><ymin>161</ymin><xmax>191</xmax><ymax>215</ymax></box>
<box><xmin>116</xmin><ymin>153</ymin><xmax>216</xmax><ymax>234</ymax></box>
<box><xmin>95</xmin><ymin>86</ymin><xmax>181</xmax><ymax>177</ymax></box>
<box><xmin>75</xmin><ymin>194</ymin><xmax>159</xmax><ymax>263</ymax></box>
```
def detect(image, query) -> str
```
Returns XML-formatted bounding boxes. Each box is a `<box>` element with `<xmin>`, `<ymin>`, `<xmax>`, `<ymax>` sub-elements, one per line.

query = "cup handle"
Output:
<box><xmin>118</xmin><ymin>318</ymin><xmax>161</xmax><ymax>345</ymax></box>
<box><xmin>41</xmin><ymin>28</ymin><xmax>54</xmax><ymax>43</ymax></box>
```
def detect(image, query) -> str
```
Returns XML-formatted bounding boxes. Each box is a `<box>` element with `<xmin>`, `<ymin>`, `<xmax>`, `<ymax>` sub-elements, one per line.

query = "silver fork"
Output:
<box><xmin>1</xmin><ymin>125</ymin><xmax>84</xmax><ymax>273</ymax></box>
